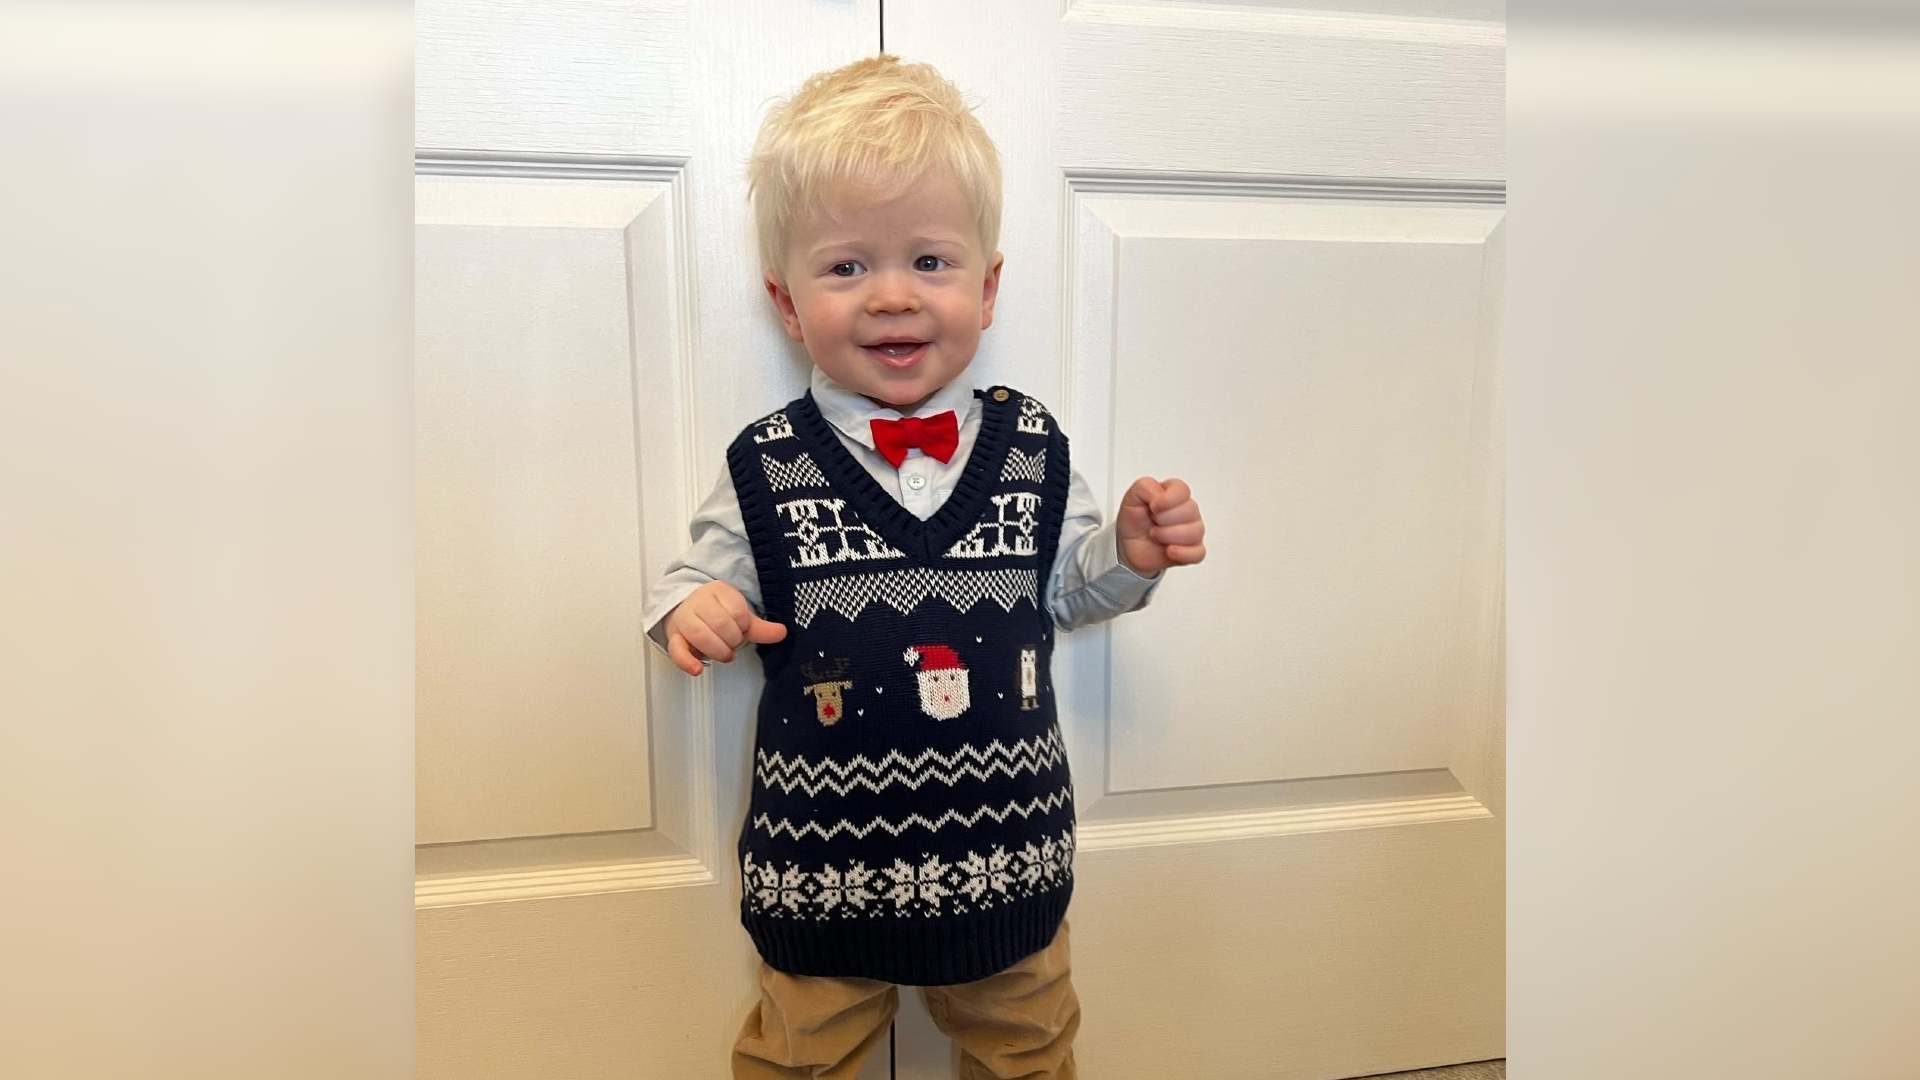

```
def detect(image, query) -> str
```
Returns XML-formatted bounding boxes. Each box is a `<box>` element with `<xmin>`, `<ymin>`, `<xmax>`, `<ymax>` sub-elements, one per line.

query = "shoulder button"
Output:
<box><xmin>992</xmin><ymin>388</ymin><xmax>1010</xmax><ymax>402</ymax></box>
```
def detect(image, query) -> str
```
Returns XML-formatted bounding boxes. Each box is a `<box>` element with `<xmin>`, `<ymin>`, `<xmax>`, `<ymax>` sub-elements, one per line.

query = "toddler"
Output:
<box><xmin>640</xmin><ymin>54</ymin><xmax>1208</xmax><ymax>1079</ymax></box>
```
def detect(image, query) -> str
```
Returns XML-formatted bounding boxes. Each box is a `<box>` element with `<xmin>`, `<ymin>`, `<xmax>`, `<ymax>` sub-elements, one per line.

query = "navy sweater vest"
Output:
<box><xmin>724</xmin><ymin>384</ymin><xmax>1075</xmax><ymax>985</ymax></box>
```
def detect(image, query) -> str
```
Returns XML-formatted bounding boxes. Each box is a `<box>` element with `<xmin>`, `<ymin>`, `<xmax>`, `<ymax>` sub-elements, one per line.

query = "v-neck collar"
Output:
<box><xmin>788</xmin><ymin>384</ymin><xmax>1014</xmax><ymax>562</ymax></box>
<box><xmin>809</xmin><ymin>367</ymin><xmax>982</xmax><ymax>452</ymax></box>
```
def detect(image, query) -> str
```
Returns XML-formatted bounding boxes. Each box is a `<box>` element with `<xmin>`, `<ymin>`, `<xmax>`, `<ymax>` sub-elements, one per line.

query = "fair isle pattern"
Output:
<box><xmin>791</xmin><ymin>567</ymin><xmax>1038</xmax><ymax>629</ymax></box>
<box><xmin>744</xmin><ymin>828</ymin><xmax>1075</xmax><ymax>919</ymax></box>
<box><xmin>755</xmin><ymin>730</ymin><xmax>1068</xmax><ymax>798</ymax></box>
<box><xmin>728</xmin><ymin>386</ymin><xmax>1074</xmax><ymax>979</ymax></box>
<box><xmin>754</xmin><ymin>411</ymin><xmax>795</xmax><ymax>443</ymax></box>
<box><xmin>944</xmin><ymin>491</ymin><xmax>1041</xmax><ymax>559</ymax></box>
<box><xmin>752</xmin><ymin>787</ymin><xmax>1073</xmax><ymax>842</ymax></box>
<box><xmin>1017</xmin><ymin>395</ymin><xmax>1049</xmax><ymax>436</ymax></box>
<box><xmin>762</xmin><ymin>451</ymin><xmax>829</xmax><ymax>493</ymax></box>
<box><xmin>1000</xmin><ymin>446</ymin><xmax>1046</xmax><ymax>484</ymax></box>
<box><xmin>775</xmin><ymin>497</ymin><xmax>908</xmax><ymax>568</ymax></box>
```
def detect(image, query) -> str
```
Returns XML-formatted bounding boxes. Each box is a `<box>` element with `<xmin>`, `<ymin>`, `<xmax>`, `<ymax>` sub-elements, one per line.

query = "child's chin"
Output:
<box><xmin>870</xmin><ymin>377</ymin><xmax>937</xmax><ymax>403</ymax></box>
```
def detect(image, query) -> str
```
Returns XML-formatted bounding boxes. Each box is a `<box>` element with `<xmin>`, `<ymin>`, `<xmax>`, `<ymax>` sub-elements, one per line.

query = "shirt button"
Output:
<box><xmin>906</xmin><ymin>473</ymin><xmax>927</xmax><ymax>491</ymax></box>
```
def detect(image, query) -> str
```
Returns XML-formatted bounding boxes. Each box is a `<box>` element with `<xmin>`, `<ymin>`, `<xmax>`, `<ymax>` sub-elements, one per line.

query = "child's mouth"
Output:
<box><xmin>864</xmin><ymin>341</ymin><xmax>929</xmax><ymax>368</ymax></box>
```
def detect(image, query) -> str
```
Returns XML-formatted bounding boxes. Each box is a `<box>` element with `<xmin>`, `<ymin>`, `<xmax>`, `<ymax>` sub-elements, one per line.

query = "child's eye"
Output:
<box><xmin>914</xmin><ymin>255</ymin><xmax>946</xmax><ymax>272</ymax></box>
<box><xmin>829</xmin><ymin>261</ymin><xmax>864</xmax><ymax>277</ymax></box>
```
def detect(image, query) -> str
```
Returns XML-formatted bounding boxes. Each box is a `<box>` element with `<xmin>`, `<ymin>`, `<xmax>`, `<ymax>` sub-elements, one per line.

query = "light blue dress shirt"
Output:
<box><xmin>642</xmin><ymin>367</ymin><xmax>1164</xmax><ymax>656</ymax></box>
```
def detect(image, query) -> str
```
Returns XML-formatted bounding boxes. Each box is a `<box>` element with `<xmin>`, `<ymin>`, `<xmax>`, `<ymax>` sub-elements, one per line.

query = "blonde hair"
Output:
<box><xmin>748</xmin><ymin>54</ymin><xmax>1002</xmax><ymax>280</ymax></box>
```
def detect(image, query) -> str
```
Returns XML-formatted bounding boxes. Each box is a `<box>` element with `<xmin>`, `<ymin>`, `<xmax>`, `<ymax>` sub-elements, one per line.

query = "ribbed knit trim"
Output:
<box><xmin>1034</xmin><ymin>422</ymin><xmax>1072</xmax><ymax>625</ymax></box>
<box><xmin>743</xmin><ymin>881</ymin><xmax>1072</xmax><ymax>986</ymax></box>
<box><xmin>787</xmin><ymin>386</ymin><xmax>1014</xmax><ymax>563</ymax></box>
<box><xmin>727</xmin><ymin>430</ymin><xmax>794</xmax><ymax>632</ymax></box>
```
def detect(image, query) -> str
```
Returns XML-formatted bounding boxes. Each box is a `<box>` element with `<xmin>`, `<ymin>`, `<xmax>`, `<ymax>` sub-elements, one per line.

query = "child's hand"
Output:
<box><xmin>663</xmin><ymin>581</ymin><xmax>788</xmax><ymax>676</ymax></box>
<box><xmin>1116</xmin><ymin>476</ymin><xmax>1207</xmax><ymax>577</ymax></box>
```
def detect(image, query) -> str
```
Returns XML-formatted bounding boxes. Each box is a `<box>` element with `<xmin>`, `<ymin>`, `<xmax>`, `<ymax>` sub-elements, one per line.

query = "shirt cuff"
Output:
<box><xmin>1090</xmin><ymin>522</ymin><xmax>1165</xmax><ymax>605</ymax></box>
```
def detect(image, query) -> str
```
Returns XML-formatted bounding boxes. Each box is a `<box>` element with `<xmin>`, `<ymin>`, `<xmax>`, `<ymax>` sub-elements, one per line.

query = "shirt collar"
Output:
<box><xmin>809</xmin><ymin>366</ymin><xmax>983</xmax><ymax>451</ymax></box>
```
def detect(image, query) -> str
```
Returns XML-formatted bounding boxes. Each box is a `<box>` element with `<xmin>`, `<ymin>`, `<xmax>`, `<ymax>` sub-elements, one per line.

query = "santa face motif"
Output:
<box><xmin>904</xmin><ymin>643</ymin><xmax>971</xmax><ymax>720</ymax></box>
<box><xmin>918</xmin><ymin>667</ymin><xmax>971</xmax><ymax>720</ymax></box>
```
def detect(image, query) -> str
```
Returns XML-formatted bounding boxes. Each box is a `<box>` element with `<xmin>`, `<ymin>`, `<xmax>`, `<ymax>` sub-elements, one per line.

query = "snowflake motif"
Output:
<box><xmin>885</xmin><ymin>854</ymin><xmax>953</xmax><ymax>913</ymax></box>
<box><xmin>989</xmin><ymin>846</ymin><xmax>1017</xmax><ymax>895</ymax></box>
<box><xmin>741</xmin><ymin>829</ymin><xmax>1073</xmax><ymax>919</ymax></box>
<box><xmin>955</xmin><ymin>849</ymin><xmax>1019</xmax><ymax>904</ymax></box>
<box><xmin>779</xmin><ymin>864</ymin><xmax>809</xmax><ymax>914</ymax></box>
<box><xmin>815</xmin><ymin>861</ymin><xmax>877</xmax><ymax>915</ymax></box>
<box><xmin>1017</xmin><ymin>841</ymin><xmax>1047</xmax><ymax>888</ymax></box>
<box><xmin>745</xmin><ymin>853</ymin><xmax>783</xmax><ymax>911</ymax></box>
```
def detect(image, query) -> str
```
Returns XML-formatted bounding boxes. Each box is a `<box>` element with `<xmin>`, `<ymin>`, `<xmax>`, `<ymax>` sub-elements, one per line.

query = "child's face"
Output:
<box><xmin>766</xmin><ymin>170</ymin><xmax>1003</xmax><ymax>415</ymax></box>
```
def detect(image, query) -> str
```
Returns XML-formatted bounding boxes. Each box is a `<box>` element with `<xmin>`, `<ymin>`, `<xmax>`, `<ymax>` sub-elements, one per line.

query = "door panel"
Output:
<box><xmin>416</xmin><ymin>0</ymin><xmax>1503</xmax><ymax>1074</ymax></box>
<box><xmin>415</xmin><ymin>3</ymin><xmax>879</xmax><ymax>1077</ymax></box>
<box><xmin>891</xmin><ymin>3</ymin><xmax>1506</xmax><ymax>1076</ymax></box>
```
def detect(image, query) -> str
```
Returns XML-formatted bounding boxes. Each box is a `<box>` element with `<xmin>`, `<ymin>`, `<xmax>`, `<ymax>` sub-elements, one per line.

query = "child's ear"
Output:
<box><xmin>765</xmin><ymin>273</ymin><xmax>805</xmax><ymax>342</ymax></box>
<box><xmin>980</xmin><ymin>252</ymin><xmax>1005</xmax><ymax>330</ymax></box>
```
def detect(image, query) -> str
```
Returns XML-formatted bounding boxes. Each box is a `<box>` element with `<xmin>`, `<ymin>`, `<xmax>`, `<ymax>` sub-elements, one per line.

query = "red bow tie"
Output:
<box><xmin>870</xmin><ymin>411</ymin><xmax>959</xmax><ymax>468</ymax></box>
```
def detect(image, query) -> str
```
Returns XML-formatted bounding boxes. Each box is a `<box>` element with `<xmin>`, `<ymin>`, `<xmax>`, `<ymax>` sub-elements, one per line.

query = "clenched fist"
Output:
<box><xmin>1116</xmin><ymin>476</ymin><xmax>1207</xmax><ymax>577</ymax></box>
<box><xmin>663</xmin><ymin>580</ymin><xmax>788</xmax><ymax>676</ymax></box>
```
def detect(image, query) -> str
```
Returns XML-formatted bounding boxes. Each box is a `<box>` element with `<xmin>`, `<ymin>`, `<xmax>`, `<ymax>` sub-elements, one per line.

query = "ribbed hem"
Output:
<box><xmin>743</xmin><ymin>882</ymin><xmax>1072</xmax><ymax>986</ymax></box>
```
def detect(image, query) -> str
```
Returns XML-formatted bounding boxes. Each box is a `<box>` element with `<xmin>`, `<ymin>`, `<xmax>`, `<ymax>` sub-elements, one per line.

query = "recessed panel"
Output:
<box><xmin>418</xmin><ymin>0</ymin><xmax>691</xmax><ymax>155</ymax></box>
<box><xmin>416</xmin><ymin>175</ymin><xmax>672</xmax><ymax>843</ymax></box>
<box><xmin>1056</xmin><ymin>5</ymin><xmax>1503</xmax><ymax>179</ymax></box>
<box><xmin>1076</xmin><ymin>0</ymin><xmax>1505</xmax><ymax>23</ymax></box>
<box><xmin>1099</xmin><ymin>197</ymin><xmax>1501</xmax><ymax>793</ymax></box>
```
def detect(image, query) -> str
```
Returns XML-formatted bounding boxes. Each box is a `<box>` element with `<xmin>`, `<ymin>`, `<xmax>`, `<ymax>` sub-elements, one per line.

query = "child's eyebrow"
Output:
<box><xmin>803</xmin><ymin>238</ymin><xmax>878</xmax><ymax>262</ymax></box>
<box><xmin>803</xmin><ymin>234</ymin><xmax>969</xmax><ymax>261</ymax></box>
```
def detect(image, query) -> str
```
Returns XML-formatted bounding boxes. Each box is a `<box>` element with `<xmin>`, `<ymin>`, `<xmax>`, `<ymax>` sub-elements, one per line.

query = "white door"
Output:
<box><xmin>415</xmin><ymin>0</ymin><xmax>1503</xmax><ymax>1075</ymax></box>
<box><xmin>413</xmin><ymin>3</ymin><xmax>882</xmax><ymax>1077</ymax></box>
<box><xmin>883</xmin><ymin>3</ymin><xmax>1508</xmax><ymax>1077</ymax></box>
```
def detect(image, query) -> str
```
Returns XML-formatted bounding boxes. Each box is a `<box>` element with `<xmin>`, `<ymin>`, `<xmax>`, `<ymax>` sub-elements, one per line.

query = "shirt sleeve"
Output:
<box><xmin>1047</xmin><ymin>464</ymin><xmax>1165</xmax><ymax>632</ymax></box>
<box><xmin>640</xmin><ymin>459</ymin><xmax>762</xmax><ymax>657</ymax></box>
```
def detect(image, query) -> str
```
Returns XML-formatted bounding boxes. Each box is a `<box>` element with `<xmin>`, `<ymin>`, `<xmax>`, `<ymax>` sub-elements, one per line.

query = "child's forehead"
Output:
<box><xmin>796</xmin><ymin>171</ymin><xmax>979</xmax><ymax>238</ymax></box>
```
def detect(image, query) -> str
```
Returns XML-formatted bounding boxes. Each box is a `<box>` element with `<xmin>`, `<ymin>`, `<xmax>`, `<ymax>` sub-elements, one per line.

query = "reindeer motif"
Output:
<box><xmin>801</xmin><ymin>657</ymin><xmax>854</xmax><ymax>726</ymax></box>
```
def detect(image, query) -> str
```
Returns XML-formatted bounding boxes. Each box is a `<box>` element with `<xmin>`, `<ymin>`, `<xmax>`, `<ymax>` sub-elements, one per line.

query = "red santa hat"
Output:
<box><xmin>903</xmin><ymin>643</ymin><xmax>965</xmax><ymax>671</ymax></box>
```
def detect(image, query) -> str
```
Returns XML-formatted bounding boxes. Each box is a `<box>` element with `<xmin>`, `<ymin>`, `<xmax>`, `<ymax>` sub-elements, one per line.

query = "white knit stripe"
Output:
<box><xmin>751</xmin><ymin>787</ymin><xmax>1072</xmax><ymax>842</ymax></box>
<box><xmin>999</xmin><ymin>447</ymin><xmax>1046</xmax><ymax>484</ymax></box>
<box><xmin>755</xmin><ymin>731</ymin><xmax>1067</xmax><ymax>798</ymax></box>
<box><xmin>791</xmin><ymin>567</ymin><xmax>1037</xmax><ymax>628</ymax></box>
<box><xmin>762</xmin><ymin>451</ymin><xmax>829</xmax><ymax>492</ymax></box>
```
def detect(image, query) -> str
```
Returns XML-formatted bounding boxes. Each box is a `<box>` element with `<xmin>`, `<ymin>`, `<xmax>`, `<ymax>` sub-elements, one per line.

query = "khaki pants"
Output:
<box><xmin>732</xmin><ymin>919</ymin><xmax>1079</xmax><ymax>1079</ymax></box>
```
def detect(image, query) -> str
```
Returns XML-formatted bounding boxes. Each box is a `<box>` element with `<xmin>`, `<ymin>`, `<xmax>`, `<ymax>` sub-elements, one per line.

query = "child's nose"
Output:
<box><xmin>865</xmin><ymin>272</ymin><xmax>922</xmax><ymax>315</ymax></box>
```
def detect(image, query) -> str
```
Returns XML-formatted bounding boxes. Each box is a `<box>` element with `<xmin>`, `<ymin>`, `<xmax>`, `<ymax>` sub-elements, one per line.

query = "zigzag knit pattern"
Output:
<box><xmin>725</xmin><ymin>384</ymin><xmax>1076</xmax><ymax>986</ymax></box>
<box><xmin>1000</xmin><ymin>447</ymin><xmax>1046</xmax><ymax>484</ymax></box>
<box><xmin>762</xmin><ymin>451</ymin><xmax>829</xmax><ymax>492</ymax></box>
<box><xmin>752</xmin><ymin>787</ymin><xmax>1074</xmax><ymax>842</ymax></box>
<box><xmin>791</xmin><ymin>567</ymin><xmax>1038</xmax><ymax>629</ymax></box>
<box><xmin>755</xmin><ymin>730</ymin><xmax>1068</xmax><ymax>798</ymax></box>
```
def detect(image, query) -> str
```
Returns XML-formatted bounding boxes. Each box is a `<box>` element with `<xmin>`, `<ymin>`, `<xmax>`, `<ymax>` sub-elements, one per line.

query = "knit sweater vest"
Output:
<box><xmin>724</xmin><ymin>384</ymin><xmax>1075</xmax><ymax>986</ymax></box>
